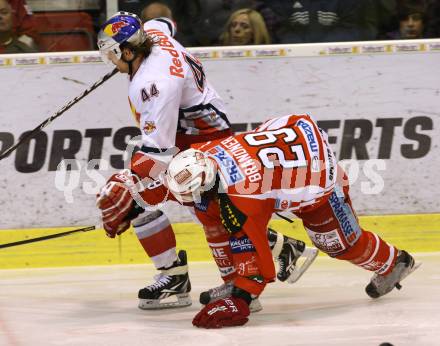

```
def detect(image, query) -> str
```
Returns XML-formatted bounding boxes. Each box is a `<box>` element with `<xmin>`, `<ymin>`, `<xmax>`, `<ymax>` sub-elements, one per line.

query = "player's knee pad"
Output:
<box><xmin>132</xmin><ymin>209</ymin><xmax>162</xmax><ymax>225</ymax></box>
<box><xmin>133</xmin><ymin>210</ymin><xmax>167</xmax><ymax>238</ymax></box>
<box><xmin>305</xmin><ymin>222</ymin><xmax>363</xmax><ymax>257</ymax></box>
<box><xmin>305</xmin><ymin>227</ymin><xmax>345</xmax><ymax>256</ymax></box>
<box><xmin>304</xmin><ymin>185</ymin><xmax>362</xmax><ymax>257</ymax></box>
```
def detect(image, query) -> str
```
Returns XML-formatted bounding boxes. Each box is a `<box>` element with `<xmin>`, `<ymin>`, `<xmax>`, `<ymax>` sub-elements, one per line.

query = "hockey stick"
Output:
<box><xmin>275</xmin><ymin>212</ymin><xmax>294</xmax><ymax>223</ymax></box>
<box><xmin>0</xmin><ymin>68</ymin><xmax>119</xmax><ymax>161</ymax></box>
<box><xmin>0</xmin><ymin>225</ymin><xmax>97</xmax><ymax>249</ymax></box>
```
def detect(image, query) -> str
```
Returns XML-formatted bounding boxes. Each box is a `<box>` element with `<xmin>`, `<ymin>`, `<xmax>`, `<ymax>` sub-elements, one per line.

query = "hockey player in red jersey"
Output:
<box><xmin>164</xmin><ymin>113</ymin><xmax>419</xmax><ymax>328</ymax></box>
<box><xmin>95</xmin><ymin>12</ymin><xmax>317</xmax><ymax>310</ymax></box>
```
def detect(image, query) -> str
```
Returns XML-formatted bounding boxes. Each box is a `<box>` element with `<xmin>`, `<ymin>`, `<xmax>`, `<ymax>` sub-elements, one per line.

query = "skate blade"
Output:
<box><xmin>138</xmin><ymin>293</ymin><xmax>192</xmax><ymax>310</ymax></box>
<box><xmin>287</xmin><ymin>247</ymin><xmax>319</xmax><ymax>284</ymax></box>
<box><xmin>395</xmin><ymin>262</ymin><xmax>421</xmax><ymax>290</ymax></box>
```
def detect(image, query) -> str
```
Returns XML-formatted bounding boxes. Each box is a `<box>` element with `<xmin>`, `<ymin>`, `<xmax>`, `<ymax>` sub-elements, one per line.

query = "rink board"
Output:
<box><xmin>0</xmin><ymin>213</ymin><xmax>439</xmax><ymax>269</ymax></box>
<box><xmin>1</xmin><ymin>39</ymin><xmax>440</xmax><ymax>229</ymax></box>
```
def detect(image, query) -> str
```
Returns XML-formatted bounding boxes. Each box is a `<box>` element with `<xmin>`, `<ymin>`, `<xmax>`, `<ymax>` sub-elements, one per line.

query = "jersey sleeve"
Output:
<box><xmin>143</xmin><ymin>17</ymin><xmax>177</xmax><ymax>37</ymax></box>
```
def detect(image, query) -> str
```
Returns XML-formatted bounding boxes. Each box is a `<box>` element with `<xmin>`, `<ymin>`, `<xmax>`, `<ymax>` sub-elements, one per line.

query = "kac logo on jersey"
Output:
<box><xmin>209</xmin><ymin>146</ymin><xmax>244</xmax><ymax>186</ymax></box>
<box><xmin>230</xmin><ymin>236</ymin><xmax>255</xmax><ymax>254</ymax></box>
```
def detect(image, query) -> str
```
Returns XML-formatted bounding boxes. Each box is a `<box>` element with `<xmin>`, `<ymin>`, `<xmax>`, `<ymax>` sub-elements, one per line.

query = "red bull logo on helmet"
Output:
<box><xmin>104</xmin><ymin>20</ymin><xmax>129</xmax><ymax>37</ymax></box>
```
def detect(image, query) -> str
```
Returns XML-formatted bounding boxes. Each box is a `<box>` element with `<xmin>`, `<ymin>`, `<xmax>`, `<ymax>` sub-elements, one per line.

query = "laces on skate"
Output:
<box><xmin>138</xmin><ymin>250</ymin><xmax>192</xmax><ymax>310</ymax></box>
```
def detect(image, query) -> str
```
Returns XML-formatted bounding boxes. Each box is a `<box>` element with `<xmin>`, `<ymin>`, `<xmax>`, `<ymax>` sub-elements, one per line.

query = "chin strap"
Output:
<box><xmin>127</xmin><ymin>60</ymin><xmax>133</xmax><ymax>76</ymax></box>
<box><xmin>122</xmin><ymin>49</ymin><xmax>138</xmax><ymax>77</ymax></box>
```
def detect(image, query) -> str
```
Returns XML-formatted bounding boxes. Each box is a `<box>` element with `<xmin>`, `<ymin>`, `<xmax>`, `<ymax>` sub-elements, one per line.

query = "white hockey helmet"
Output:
<box><xmin>97</xmin><ymin>11</ymin><xmax>147</xmax><ymax>64</ymax></box>
<box><xmin>165</xmin><ymin>149</ymin><xmax>217</xmax><ymax>203</ymax></box>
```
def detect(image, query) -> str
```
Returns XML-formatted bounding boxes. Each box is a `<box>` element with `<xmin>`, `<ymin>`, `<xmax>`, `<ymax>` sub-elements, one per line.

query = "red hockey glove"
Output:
<box><xmin>96</xmin><ymin>169</ymin><xmax>140</xmax><ymax>238</ymax></box>
<box><xmin>192</xmin><ymin>296</ymin><xmax>250</xmax><ymax>329</ymax></box>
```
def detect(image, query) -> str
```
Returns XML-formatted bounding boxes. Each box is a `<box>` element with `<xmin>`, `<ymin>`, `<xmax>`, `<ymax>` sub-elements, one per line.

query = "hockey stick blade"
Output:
<box><xmin>0</xmin><ymin>225</ymin><xmax>97</xmax><ymax>249</ymax></box>
<box><xmin>0</xmin><ymin>68</ymin><xmax>118</xmax><ymax>161</ymax></box>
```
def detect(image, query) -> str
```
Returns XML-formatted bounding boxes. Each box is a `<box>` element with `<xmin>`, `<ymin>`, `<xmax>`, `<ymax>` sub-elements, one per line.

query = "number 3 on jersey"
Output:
<box><xmin>183</xmin><ymin>53</ymin><xmax>206</xmax><ymax>93</ymax></box>
<box><xmin>244</xmin><ymin>128</ymin><xmax>307</xmax><ymax>169</ymax></box>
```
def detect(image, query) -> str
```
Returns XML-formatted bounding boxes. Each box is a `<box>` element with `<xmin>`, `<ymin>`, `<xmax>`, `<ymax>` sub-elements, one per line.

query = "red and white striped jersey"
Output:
<box><xmin>195</xmin><ymin>114</ymin><xmax>337</xmax><ymax>212</ymax></box>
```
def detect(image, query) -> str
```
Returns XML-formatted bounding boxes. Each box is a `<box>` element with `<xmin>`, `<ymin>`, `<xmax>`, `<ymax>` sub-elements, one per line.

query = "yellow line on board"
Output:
<box><xmin>0</xmin><ymin>214</ymin><xmax>439</xmax><ymax>269</ymax></box>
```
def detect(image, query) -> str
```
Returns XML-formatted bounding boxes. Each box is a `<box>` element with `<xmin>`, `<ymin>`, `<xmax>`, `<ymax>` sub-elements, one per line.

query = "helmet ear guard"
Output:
<box><xmin>164</xmin><ymin>149</ymin><xmax>218</xmax><ymax>203</ymax></box>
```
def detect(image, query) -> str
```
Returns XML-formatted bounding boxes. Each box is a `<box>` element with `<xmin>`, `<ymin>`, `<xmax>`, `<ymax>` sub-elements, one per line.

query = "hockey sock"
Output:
<box><xmin>337</xmin><ymin>230</ymin><xmax>398</xmax><ymax>275</ymax></box>
<box><xmin>203</xmin><ymin>225</ymin><xmax>236</xmax><ymax>282</ymax></box>
<box><xmin>133</xmin><ymin>210</ymin><xmax>177</xmax><ymax>269</ymax></box>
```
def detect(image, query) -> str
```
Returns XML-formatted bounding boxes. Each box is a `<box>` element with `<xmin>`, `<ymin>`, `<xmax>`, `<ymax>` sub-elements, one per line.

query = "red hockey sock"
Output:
<box><xmin>204</xmin><ymin>225</ymin><xmax>236</xmax><ymax>282</ymax></box>
<box><xmin>133</xmin><ymin>211</ymin><xmax>177</xmax><ymax>269</ymax></box>
<box><xmin>337</xmin><ymin>230</ymin><xmax>398</xmax><ymax>275</ymax></box>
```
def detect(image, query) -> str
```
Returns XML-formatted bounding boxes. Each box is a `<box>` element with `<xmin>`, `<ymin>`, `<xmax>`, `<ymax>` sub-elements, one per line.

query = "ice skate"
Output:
<box><xmin>199</xmin><ymin>281</ymin><xmax>262</xmax><ymax>313</ymax></box>
<box><xmin>138</xmin><ymin>250</ymin><xmax>192</xmax><ymax>309</ymax></box>
<box><xmin>276</xmin><ymin>234</ymin><xmax>319</xmax><ymax>283</ymax></box>
<box><xmin>365</xmin><ymin>250</ymin><xmax>420</xmax><ymax>299</ymax></box>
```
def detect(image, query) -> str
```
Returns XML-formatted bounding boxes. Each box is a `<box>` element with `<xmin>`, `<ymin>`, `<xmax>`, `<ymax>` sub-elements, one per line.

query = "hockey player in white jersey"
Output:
<box><xmin>95</xmin><ymin>12</ymin><xmax>317</xmax><ymax>310</ymax></box>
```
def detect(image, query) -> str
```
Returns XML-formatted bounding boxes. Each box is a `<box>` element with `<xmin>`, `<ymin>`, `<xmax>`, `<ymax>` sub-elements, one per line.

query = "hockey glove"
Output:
<box><xmin>192</xmin><ymin>296</ymin><xmax>250</xmax><ymax>329</ymax></box>
<box><xmin>96</xmin><ymin>169</ymin><xmax>141</xmax><ymax>238</ymax></box>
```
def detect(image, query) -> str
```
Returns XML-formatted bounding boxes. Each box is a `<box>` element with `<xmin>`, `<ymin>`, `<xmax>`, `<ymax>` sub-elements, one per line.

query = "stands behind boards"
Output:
<box><xmin>33</xmin><ymin>12</ymin><xmax>95</xmax><ymax>52</ymax></box>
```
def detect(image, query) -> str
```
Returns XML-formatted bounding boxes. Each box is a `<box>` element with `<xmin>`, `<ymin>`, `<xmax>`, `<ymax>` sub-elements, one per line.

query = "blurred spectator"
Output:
<box><xmin>191</xmin><ymin>0</ymin><xmax>254</xmax><ymax>46</ymax></box>
<box><xmin>169</xmin><ymin>0</ymin><xmax>202</xmax><ymax>46</ymax></box>
<box><xmin>119</xmin><ymin>0</ymin><xmax>173</xmax><ymax>17</ymax></box>
<box><xmin>384</xmin><ymin>0</ymin><xmax>427</xmax><ymax>39</ymax></box>
<box><xmin>264</xmin><ymin>0</ymin><xmax>369</xmax><ymax>43</ymax></box>
<box><xmin>120</xmin><ymin>1</ymin><xmax>198</xmax><ymax>48</ymax></box>
<box><xmin>252</xmin><ymin>1</ymin><xmax>284</xmax><ymax>43</ymax></box>
<box><xmin>220</xmin><ymin>8</ymin><xmax>270</xmax><ymax>45</ymax></box>
<box><xmin>121</xmin><ymin>0</ymin><xmax>265</xmax><ymax>46</ymax></box>
<box><xmin>426</xmin><ymin>0</ymin><xmax>440</xmax><ymax>38</ymax></box>
<box><xmin>118</xmin><ymin>0</ymin><xmax>145</xmax><ymax>16</ymax></box>
<box><xmin>374</xmin><ymin>0</ymin><xmax>398</xmax><ymax>39</ymax></box>
<box><xmin>357</xmin><ymin>0</ymin><xmax>381</xmax><ymax>40</ymax></box>
<box><xmin>141</xmin><ymin>1</ymin><xmax>172</xmax><ymax>22</ymax></box>
<box><xmin>8</xmin><ymin>0</ymin><xmax>39</xmax><ymax>48</ymax></box>
<box><xmin>139</xmin><ymin>1</ymin><xmax>194</xmax><ymax>46</ymax></box>
<box><xmin>0</xmin><ymin>0</ymin><xmax>37</xmax><ymax>53</ymax></box>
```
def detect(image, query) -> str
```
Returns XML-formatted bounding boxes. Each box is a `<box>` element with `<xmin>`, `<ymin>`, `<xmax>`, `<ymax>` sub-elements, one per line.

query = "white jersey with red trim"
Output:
<box><xmin>195</xmin><ymin>114</ymin><xmax>337</xmax><ymax>212</ymax></box>
<box><xmin>127</xmin><ymin>18</ymin><xmax>230</xmax><ymax>165</ymax></box>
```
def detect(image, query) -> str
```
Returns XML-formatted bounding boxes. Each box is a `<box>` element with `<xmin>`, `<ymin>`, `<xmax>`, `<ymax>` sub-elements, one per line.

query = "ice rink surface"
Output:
<box><xmin>1</xmin><ymin>253</ymin><xmax>439</xmax><ymax>346</ymax></box>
